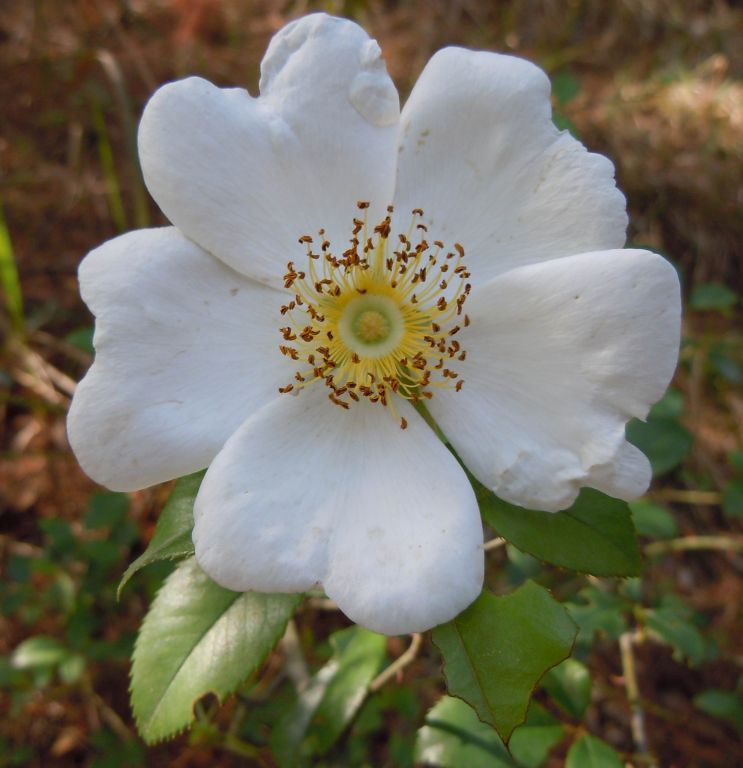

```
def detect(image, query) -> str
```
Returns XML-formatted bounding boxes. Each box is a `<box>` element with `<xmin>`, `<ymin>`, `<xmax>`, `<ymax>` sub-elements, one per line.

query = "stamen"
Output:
<box><xmin>277</xmin><ymin>204</ymin><xmax>472</xmax><ymax>426</ymax></box>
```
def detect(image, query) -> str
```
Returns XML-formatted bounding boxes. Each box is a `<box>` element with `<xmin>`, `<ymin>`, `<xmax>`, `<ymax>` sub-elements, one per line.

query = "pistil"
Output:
<box><xmin>278</xmin><ymin>203</ymin><xmax>471</xmax><ymax>427</ymax></box>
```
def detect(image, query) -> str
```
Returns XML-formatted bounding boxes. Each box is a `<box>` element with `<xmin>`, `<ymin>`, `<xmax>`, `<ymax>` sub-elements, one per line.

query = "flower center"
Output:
<box><xmin>277</xmin><ymin>203</ymin><xmax>471</xmax><ymax>428</ymax></box>
<box><xmin>340</xmin><ymin>294</ymin><xmax>404</xmax><ymax>357</ymax></box>
<box><xmin>354</xmin><ymin>309</ymin><xmax>390</xmax><ymax>343</ymax></box>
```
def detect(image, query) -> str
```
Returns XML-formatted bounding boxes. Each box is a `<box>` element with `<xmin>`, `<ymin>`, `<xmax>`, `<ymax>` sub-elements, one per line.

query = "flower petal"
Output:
<box><xmin>67</xmin><ymin>227</ymin><xmax>286</xmax><ymax>491</ymax></box>
<box><xmin>393</xmin><ymin>48</ymin><xmax>627</xmax><ymax>282</ymax></box>
<box><xmin>427</xmin><ymin>249</ymin><xmax>681</xmax><ymax>512</ymax></box>
<box><xmin>589</xmin><ymin>440</ymin><xmax>653</xmax><ymax>502</ymax></box>
<box><xmin>138</xmin><ymin>14</ymin><xmax>399</xmax><ymax>285</ymax></box>
<box><xmin>193</xmin><ymin>388</ymin><xmax>483</xmax><ymax>635</ymax></box>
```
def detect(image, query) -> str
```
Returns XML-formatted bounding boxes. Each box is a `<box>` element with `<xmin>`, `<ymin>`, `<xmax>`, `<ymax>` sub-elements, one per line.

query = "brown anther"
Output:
<box><xmin>400</xmin><ymin>417</ymin><xmax>408</xmax><ymax>430</ymax></box>
<box><xmin>374</xmin><ymin>220</ymin><xmax>391</xmax><ymax>238</ymax></box>
<box><xmin>455</xmin><ymin>380</ymin><xmax>464</xmax><ymax>391</ymax></box>
<box><xmin>412</xmin><ymin>208</ymin><xmax>424</xmax><ymax>216</ymax></box>
<box><xmin>279</xmin><ymin>384</ymin><xmax>294</xmax><ymax>393</ymax></box>
<box><xmin>454</xmin><ymin>243</ymin><xmax>465</xmax><ymax>257</ymax></box>
<box><xmin>357</xmin><ymin>201</ymin><xmax>370</xmax><ymax>209</ymax></box>
<box><xmin>298</xmin><ymin>235</ymin><xmax>313</xmax><ymax>244</ymax></box>
<box><xmin>279</xmin><ymin>345</ymin><xmax>299</xmax><ymax>360</ymax></box>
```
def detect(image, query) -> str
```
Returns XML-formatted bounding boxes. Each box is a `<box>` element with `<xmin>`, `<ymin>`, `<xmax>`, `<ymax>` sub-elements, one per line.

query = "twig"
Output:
<box><xmin>223</xmin><ymin>733</ymin><xmax>263</xmax><ymax>761</ymax></box>
<box><xmin>369</xmin><ymin>633</ymin><xmax>423</xmax><ymax>693</ymax></box>
<box><xmin>653</xmin><ymin>488</ymin><xmax>722</xmax><ymax>505</ymax></box>
<box><xmin>484</xmin><ymin>536</ymin><xmax>506</xmax><ymax>552</ymax></box>
<box><xmin>619</xmin><ymin>631</ymin><xmax>657</xmax><ymax>768</ymax></box>
<box><xmin>82</xmin><ymin>673</ymin><xmax>133</xmax><ymax>742</ymax></box>
<box><xmin>645</xmin><ymin>535</ymin><xmax>743</xmax><ymax>556</ymax></box>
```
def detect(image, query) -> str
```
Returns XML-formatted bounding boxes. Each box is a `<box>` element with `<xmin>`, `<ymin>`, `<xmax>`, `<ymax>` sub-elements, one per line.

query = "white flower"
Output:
<box><xmin>68</xmin><ymin>13</ymin><xmax>681</xmax><ymax>635</ymax></box>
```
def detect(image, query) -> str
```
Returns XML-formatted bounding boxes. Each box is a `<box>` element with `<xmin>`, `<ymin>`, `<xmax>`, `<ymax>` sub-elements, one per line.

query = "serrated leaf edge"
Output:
<box><xmin>129</xmin><ymin>565</ymin><xmax>298</xmax><ymax>744</ymax></box>
<box><xmin>117</xmin><ymin>536</ymin><xmax>193</xmax><ymax>600</ymax></box>
<box><xmin>434</xmin><ymin>584</ymin><xmax>577</xmax><ymax>745</ymax></box>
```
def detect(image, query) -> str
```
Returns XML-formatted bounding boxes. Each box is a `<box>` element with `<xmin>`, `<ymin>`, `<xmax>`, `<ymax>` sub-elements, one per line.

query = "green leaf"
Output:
<box><xmin>541</xmin><ymin>658</ymin><xmax>592</xmax><ymax>719</ymax></box>
<box><xmin>689</xmin><ymin>282</ymin><xmax>738</xmax><ymax>312</ymax></box>
<box><xmin>694</xmin><ymin>689</ymin><xmax>743</xmax><ymax>735</ymax></box>
<box><xmin>553</xmin><ymin>111</ymin><xmax>580</xmax><ymax>138</ymax></box>
<box><xmin>651</xmin><ymin>388</ymin><xmax>684</xmax><ymax>419</ymax></box>
<box><xmin>85</xmin><ymin>492</ymin><xmax>129</xmax><ymax>530</ymax></box>
<box><xmin>118</xmin><ymin>471</ymin><xmax>203</xmax><ymax>597</ymax></box>
<box><xmin>272</xmin><ymin>626</ymin><xmax>387</xmax><ymax>767</ymax></box>
<box><xmin>552</xmin><ymin>71</ymin><xmax>581</xmax><ymax>104</ymax></box>
<box><xmin>565</xmin><ymin>587</ymin><xmax>628</xmax><ymax>647</ymax></box>
<box><xmin>566</xmin><ymin>734</ymin><xmax>623</xmax><ymax>768</ymax></box>
<box><xmin>130</xmin><ymin>557</ymin><xmax>299</xmax><ymax>743</ymax></box>
<box><xmin>65</xmin><ymin>326</ymin><xmax>94</xmax><ymax>354</ymax></box>
<box><xmin>644</xmin><ymin>604</ymin><xmax>712</xmax><ymax>665</ymax></box>
<box><xmin>414</xmin><ymin>696</ymin><xmax>516</xmax><ymax>768</ymax></box>
<box><xmin>630</xmin><ymin>500</ymin><xmax>679</xmax><ymax>539</ymax></box>
<box><xmin>509</xmin><ymin>704</ymin><xmax>565</xmax><ymax>768</ymax></box>
<box><xmin>0</xmin><ymin>201</ymin><xmax>24</xmax><ymax>333</ymax></box>
<box><xmin>627</xmin><ymin>394</ymin><xmax>693</xmax><ymax>476</ymax></box>
<box><xmin>12</xmin><ymin>636</ymin><xmax>68</xmax><ymax>669</ymax></box>
<box><xmin>723</xmin><ymin>480</ymin><xmax>743</xmax><ymax>519</ymax></box>
<box><xmin>433</xmin><ymin>583</ymin><xmax>576</xmax><ymax>742</ymax></box>
<box><xmin>729</xmin><ymin>451</ymin><xmax>743</xmax><ymax>475</ymax></box>
<box><xmin>59</xmin><ymin>654</ymin><xmax>86</xmax><ymax>684</ymax></box>
<box><xmin>480</xmin><ymin>487</ymin><xmax>641</xmax><ymax>577</ymax></box>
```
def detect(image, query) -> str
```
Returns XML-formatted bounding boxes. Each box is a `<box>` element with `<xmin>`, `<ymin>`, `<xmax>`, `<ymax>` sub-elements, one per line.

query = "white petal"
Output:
<box><xmin>394</xmin><ymin>48</ymin><xmax>627</xmax><ymax>282</ymax></box>
<box><xmin>193</xmin><ymin>388</ymin><xmax>483</xmax><ymax>635</ymax></box>
<box><xmin>589</xmin><ymin>441</ymin><xmax>652</xmax><ymax>501</ymax></box>
<box><xmin>427</xmin><ymin>249</ymin><xmax>681</xmax><ymax>512</ymax></box>
<box><xmin>138</xmin><ymin>14</ymin><xmax>399</xmax><ymax>286</ymax></box>
<box><xmin>67</xmin><ymin>227</ymin><xmax>286</xmax><ymax>491</ymax></box>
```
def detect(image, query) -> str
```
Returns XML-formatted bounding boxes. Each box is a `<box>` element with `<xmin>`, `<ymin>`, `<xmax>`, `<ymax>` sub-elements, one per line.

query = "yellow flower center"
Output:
<box><xmin>354</xmin><ymin>309</ymin><xmax>390</xmax><ymax>344</ymax></box>
<box><xmin>277</xmin><ymin>203</ymin><xmax>471</xmax><ymax>428</ymax></box>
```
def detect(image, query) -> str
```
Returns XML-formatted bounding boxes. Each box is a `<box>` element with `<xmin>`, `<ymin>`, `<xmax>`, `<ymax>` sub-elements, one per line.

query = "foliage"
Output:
<box><xmin>131</xmin><ymin>557</ymin><xmax>300</xmax><ymax>743</ymax></box>
<box><xmin>433</xmin><ymin>585</ymin><xmax>575</xmax><ymax>741</ymax></box>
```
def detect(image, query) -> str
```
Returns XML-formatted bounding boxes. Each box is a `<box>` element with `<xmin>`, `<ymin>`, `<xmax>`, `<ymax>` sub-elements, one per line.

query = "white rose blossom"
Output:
<box><xmin>68</xmin><ymin>14</ymin><xmax>681</xmax><ymax>635</ymax></box>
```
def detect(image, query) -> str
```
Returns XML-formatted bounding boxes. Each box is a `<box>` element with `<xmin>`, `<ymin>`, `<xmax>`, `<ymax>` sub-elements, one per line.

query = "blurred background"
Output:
<box><xmin>1</xmin><ymin>1</ymin><xmax>741</xmax><ymax>766</ymax></box>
